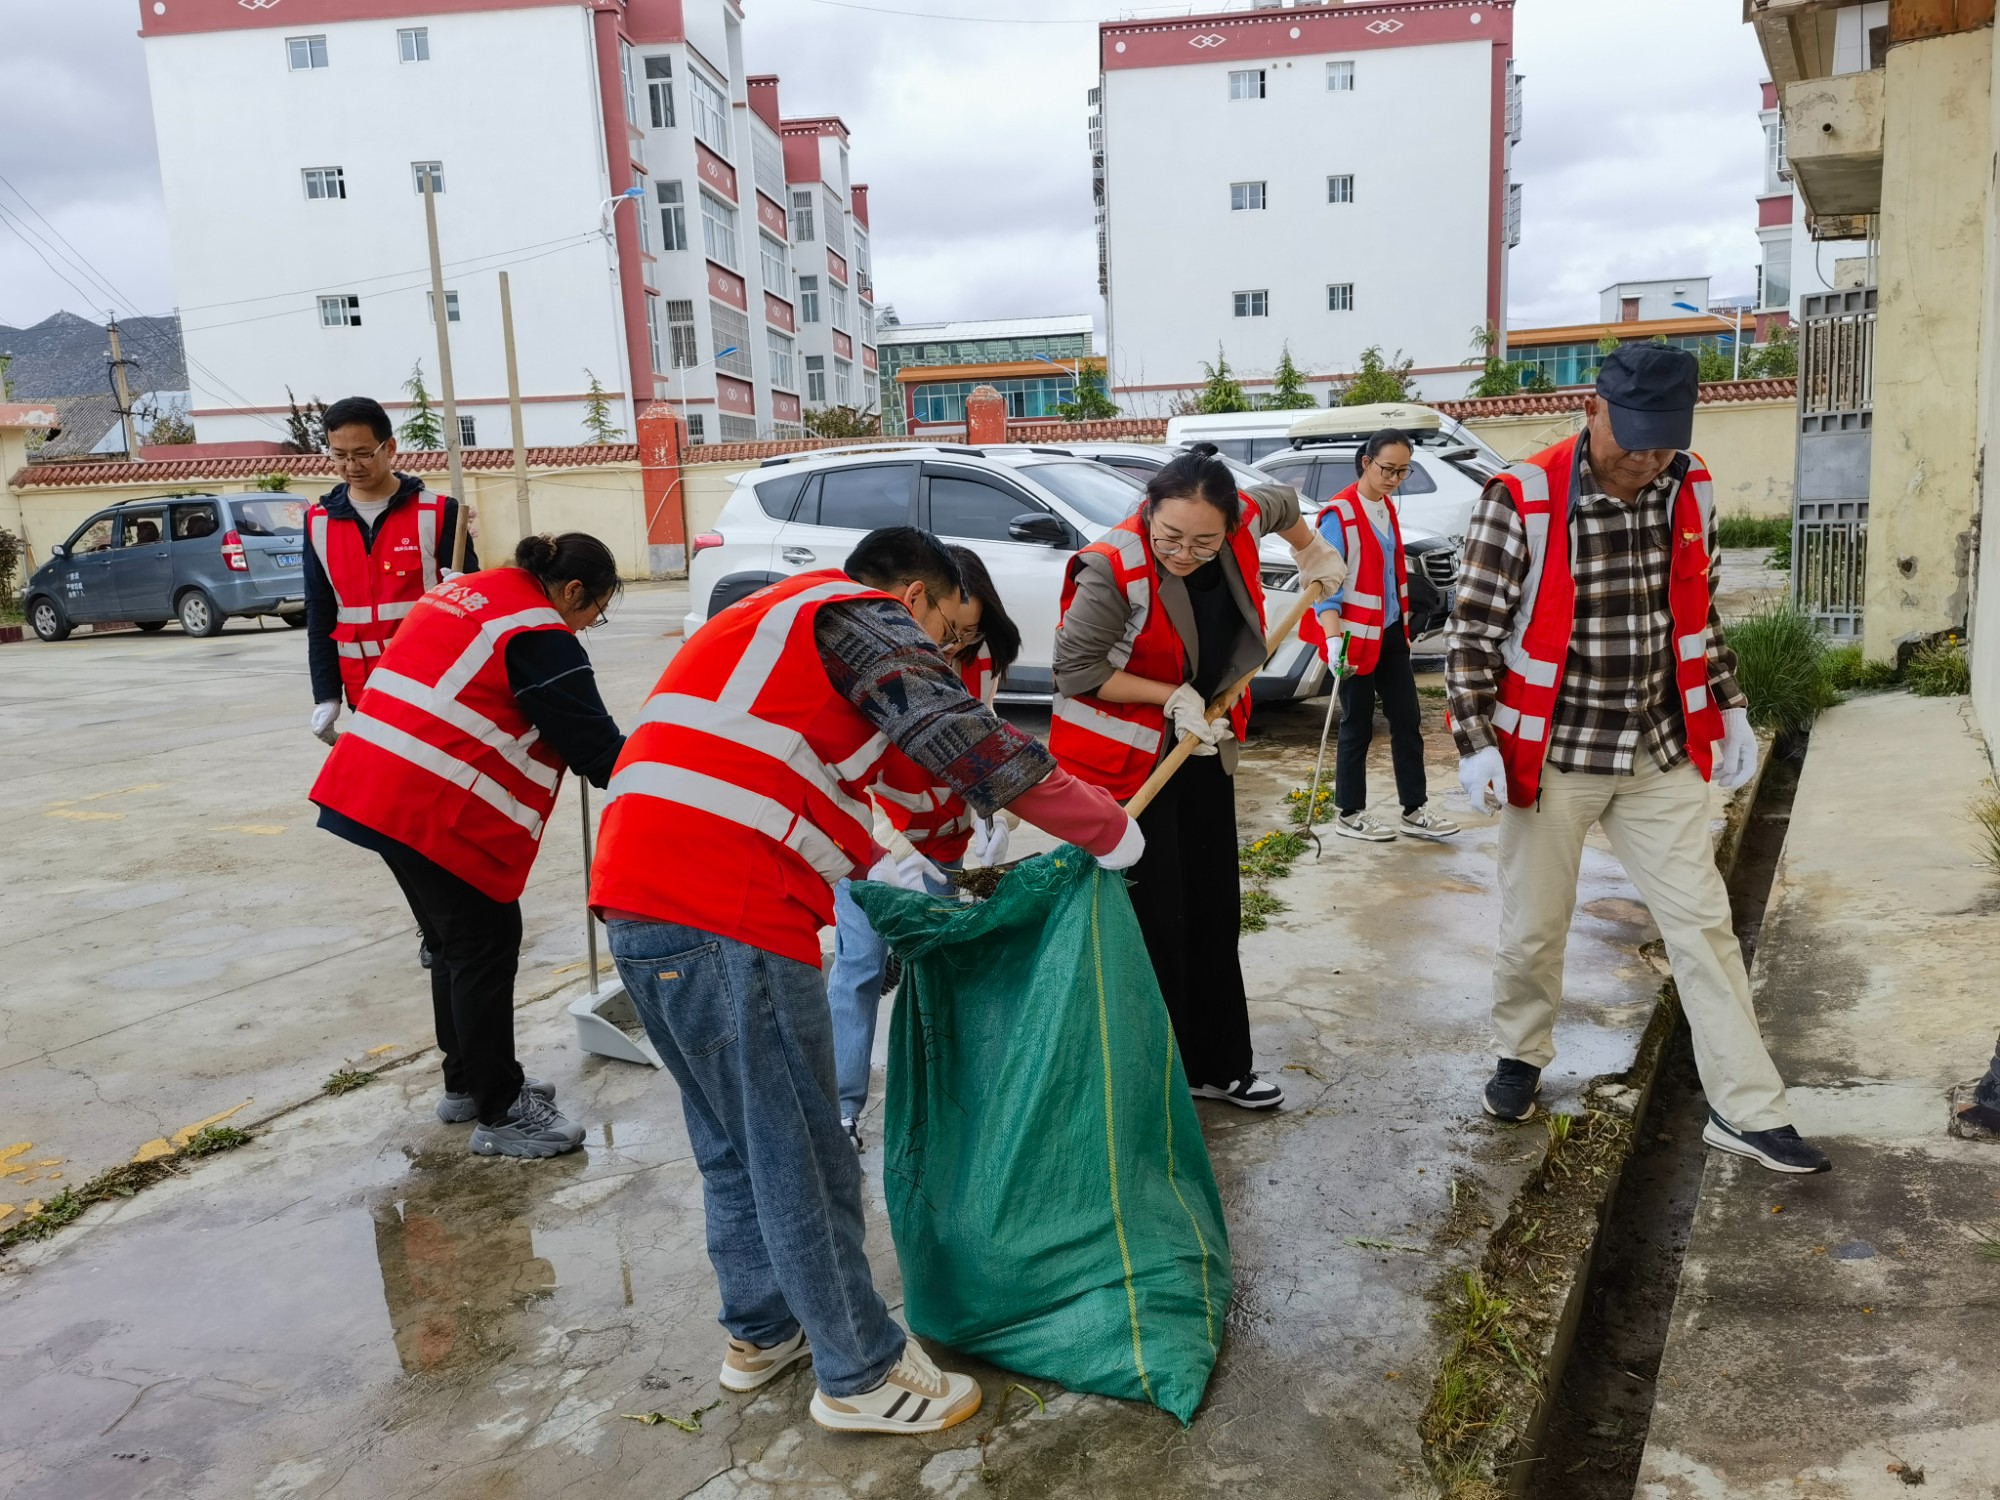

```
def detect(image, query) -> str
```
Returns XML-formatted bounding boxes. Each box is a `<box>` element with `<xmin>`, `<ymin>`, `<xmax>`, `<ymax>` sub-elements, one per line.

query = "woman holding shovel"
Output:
<box><xmin>1313</xmin><ymin>428</ymin><xmax>1460</xmax><ymax>844</ymax></box>
<box><xmin>1051</xmin><ymin>445</ymin><xmax>1346</xmax><ymax>1110</ymax></box>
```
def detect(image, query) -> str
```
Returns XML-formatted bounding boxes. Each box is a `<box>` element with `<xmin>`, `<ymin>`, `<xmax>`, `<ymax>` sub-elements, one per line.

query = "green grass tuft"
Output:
<box><xmin>1240</xmin><ymin>829</ymin><xmax>1312</xmax><ymax>880</ymax></box>
<box><xmin>1715</xmin><ymin>515</ymin><xmax>1790</xmax><ymax>550</ymax></box>
<box><xmin>1285</xmin><ymin>781</ymin><xmax>1336</xmax><ymax>827</ymax></box>
<box><xmin>1728</xmin><ymin>603</ymin><xmax>1838</xmax><ymax>736</ymax></box>
<box><xmin>1240</xmin><ymin>888</ymin><xmax>1288</xmax><ymax>933</ymax></box>
<box><xmin>1906</xmin><ymin>636</ymin><xmax>1970</xmax><ymax>697</ymax></box>
<box><xmin>323</xmin><ymin>1069</ymin><xmax>374</xmax><ymax>1096</ymax></box>
<box><xmin>1823</xmin><ymin>644</ymin><xmax>1899</xmax><ymax>692</ymax></box>
<box><xmin>180</xmin><ymin>1125</ymin><xmax>253</xmax><ymax>1157</ymax></box>
<box><xmin>1970</xmin><ymin>785</ymin><xmax>2000</xmax><ymax>876</ymax></box>
<box><xmin>1767</xmin><ymin>527</ymin><xmax>1793</xmax><ymax>571</ymax></box>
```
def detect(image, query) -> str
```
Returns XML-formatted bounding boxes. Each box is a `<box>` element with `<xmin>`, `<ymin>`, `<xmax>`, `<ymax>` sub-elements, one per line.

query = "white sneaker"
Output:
<box><xmin>1399</xmin><ymin>805</ymin><xmax>1461</xmax><ymax>841</ymax></box>
<box><xmin>1334</xmin><ymin>812</ymin><xmax>1397</xmax><ymax>843</ymax></box>
<box><xmin>719</xmin><ymin>1329</ymin><xmax>812</xmax><ymax>1392</ymax></box>
<box><xmin>809</xmin><ymin>1339</ymin><xmax>982</xmax><ymax>1434</ymax></box>
<box><xmin>1191</xmin><ymin>1073</ymin><xmax>1284</xmax><ymax>1110</ymax></box>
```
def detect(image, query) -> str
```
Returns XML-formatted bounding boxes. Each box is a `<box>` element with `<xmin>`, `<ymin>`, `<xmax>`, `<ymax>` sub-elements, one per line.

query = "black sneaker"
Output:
<box><xmin>1190</xmin><ymin>1074</ymin><xmax>1284</xmax><ymax>1110</ymax></box>
<box><xmin>841</xmin><ymin>1116</ymin><xmax>863</xmax><ymax>1152</ymax></box>
<box><xmin>1702</xmin><ymin>1111</ymin><xmax>1832</xmax><ymax>1174</ymax></box>
<box><xmin>1482</xmin><ymin>1059</ymin><xmax>1542</xmax><ymax>1121</ymax></box>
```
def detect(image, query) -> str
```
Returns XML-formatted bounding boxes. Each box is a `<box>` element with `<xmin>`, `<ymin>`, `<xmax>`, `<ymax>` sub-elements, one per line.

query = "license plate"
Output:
<box><xmin>275</xmin><ymin>553</ymin><xmax>302</xmax><ymax>568</ymax></box>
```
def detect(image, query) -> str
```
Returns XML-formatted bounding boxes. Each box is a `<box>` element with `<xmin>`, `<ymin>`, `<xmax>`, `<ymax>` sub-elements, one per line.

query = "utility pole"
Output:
<box><xmin>105</xmin><ymin>317</ymin><xmax>140</xmax><ymax>456</ymax></box>
<box><xmin>421</xmin><ymin>173</ymin><xmax>471</xmax><ymax>569</ymax></box>
<box><xmin>499</xmin><ymin>271</ymin><xmax>533</xmax><ymax>540</ymax></box>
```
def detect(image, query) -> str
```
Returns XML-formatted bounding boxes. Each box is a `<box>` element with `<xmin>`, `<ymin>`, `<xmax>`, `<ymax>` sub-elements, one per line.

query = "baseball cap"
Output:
<box><xmin>1594</xmin><ymin>345</ymin><xmax>1698</xmax><ymax>452</ymax></box>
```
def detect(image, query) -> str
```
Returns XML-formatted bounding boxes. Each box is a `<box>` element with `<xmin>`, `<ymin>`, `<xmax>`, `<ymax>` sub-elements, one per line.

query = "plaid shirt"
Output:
<box><xmin>1445</xmin><ymin>440</ymin><xmax>1746</xmax><ymax>776</ymax></box>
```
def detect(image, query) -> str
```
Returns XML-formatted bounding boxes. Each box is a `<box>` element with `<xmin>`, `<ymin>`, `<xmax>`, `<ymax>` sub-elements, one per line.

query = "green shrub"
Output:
<box><xmin>1971</xmin><ymin>785</ymin><xmax>2000</xmax><ymax>876</ymax></box>
<box><xmin>1715</xmin><ymin>516</ymin><xmax>1790</xmax><ymax>550</ymax></box>
<box><xmin>1728</xmin><ymin>604</ymin><xmax>1838</xmax><ymax>736</ymax></box>
<box><xmin>1906</xmin><ymin>636</ymin><xmax>1971</xmax><ymax>697</ymax></box>
<box><xmin>1767</xmin><ymin>527</ymin><xmax>1792</xmax><ymax>572</ymax></box>
<box><xmin>1823</xmin><ymin>644</ymin><xmax>1899</xmax><ymax>692</ymax></box>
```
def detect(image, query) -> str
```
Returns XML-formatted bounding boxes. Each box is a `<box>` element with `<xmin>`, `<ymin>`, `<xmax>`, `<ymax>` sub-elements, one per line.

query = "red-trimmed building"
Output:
<box><xmin>1093</xmin><ymin>0</ymin><xmax>1521</xmax><ymax>411</ymax></box>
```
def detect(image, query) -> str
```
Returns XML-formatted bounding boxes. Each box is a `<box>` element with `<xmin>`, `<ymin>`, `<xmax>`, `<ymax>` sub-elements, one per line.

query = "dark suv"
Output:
<box><xmin>25</xmin><ymin>492</ymin><xmax>311</xmax><ymax>641</ymax></box>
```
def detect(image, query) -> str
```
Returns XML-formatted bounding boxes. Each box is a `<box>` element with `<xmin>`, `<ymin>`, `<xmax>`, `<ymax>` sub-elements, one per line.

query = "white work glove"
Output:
<box><xmin>969</xmin><ymin>815</ymin><xmax>1010</xmax><ymax>867</ymax></box>
<box><xmin>1288</xmin><ymin>531</ymin><xmax>1348</xmax><ymax>597</ymax></box>
<box><xmin>440</xmin><ymin>567</ymin><xmax>461</xmax><ymax>583</ymax></box>
<box><xmin>311</xmin><ymin>701</ymin><xmax>341</xmax><ymax>746</ymax></box>
<box><xmin>1163</xmin><ymin>683</ymin><xmax>1230</xmax><ymax>757</ymax></box>
<box><xmin>1096</xmin><ymin>816</ymin><xmax>1146</xmax><ymax>871</ymax></box>
<box><xmin>867</xmin><ymin>849</ymin><xmax>945</xmax><ymax>893</ymax></box>
<box><xmin>1714</xmin><ymin>706</ymin><xmax>1759</xmax><ymax>791</ymax></box>
<box><xmin>1459</xmin><ymin>745</ymin><xmax>1509</xmax><ymax>814</ymax></box>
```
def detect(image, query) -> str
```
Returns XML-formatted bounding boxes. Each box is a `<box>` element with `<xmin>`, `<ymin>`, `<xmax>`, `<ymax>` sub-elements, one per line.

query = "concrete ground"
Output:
<box><xmin>1637</xmin><ymin>692</ymin><xmax>2000</xmax><ymax>1498</ymax></box>
<box><xmin>1</xmin><ymin>594</ymin><xmax>1680</xmax><ymax>1499</ymax></box>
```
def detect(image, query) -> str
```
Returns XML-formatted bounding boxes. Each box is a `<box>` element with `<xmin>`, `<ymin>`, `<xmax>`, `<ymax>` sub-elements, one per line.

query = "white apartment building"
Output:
<box><xmin>1754</xmin><ymin>25</ymin><xmax>1875</xmax><ymax>329</ymax></box>
<box><xmin>138</xmin><ymin>0</ymin><xmax>878</xmax><ymax>450</ymax></box>
<box><xmin>1093</xmin><ymin>0</ymin><xmax>1521</xmax><ymax>412</ymax></box>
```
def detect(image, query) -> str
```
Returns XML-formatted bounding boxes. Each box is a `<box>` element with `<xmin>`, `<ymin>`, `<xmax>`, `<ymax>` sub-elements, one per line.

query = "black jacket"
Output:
<box><xmin>304</xmin><ymin>475</ymin><xmax>475</xmax><ymax>705</ymax></box>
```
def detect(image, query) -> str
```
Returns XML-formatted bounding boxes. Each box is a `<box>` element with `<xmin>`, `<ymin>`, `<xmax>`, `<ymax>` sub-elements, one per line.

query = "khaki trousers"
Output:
<box><xmin>1492</xmin><ymin>757</ymin><xmax>1790</xmax><ymax>1132</ymax></box>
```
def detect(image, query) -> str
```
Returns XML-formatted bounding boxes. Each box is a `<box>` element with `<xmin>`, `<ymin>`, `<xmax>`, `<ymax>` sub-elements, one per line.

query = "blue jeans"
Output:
<box><xmin>826</xmin><ymin>865</ymin><xmax>957</xmax><ymax>1124</ymax></box>
<box><xmin>608</xmin><ymin>918</ymin><xmax>906</xmax><ymax>1396</ymax></box>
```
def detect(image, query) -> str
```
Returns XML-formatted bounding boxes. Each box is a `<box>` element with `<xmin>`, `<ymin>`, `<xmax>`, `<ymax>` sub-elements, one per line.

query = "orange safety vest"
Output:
<box><xmin>1490</xmin><ymin>435</ymin><xmax>1723</xmax><ymax>808</ymax></box>
<box><xmin>309</xmin><ymin>489</ymin><xmax>446</xmax><ymax>706</ymax></box>
<box><xmin>310</xmin><ymin>566</ymin><xmax>571</xmax><ymax>902</ymax></box>
<box><xmin>1049</xmin><ymin>494</ymin><xmax>1266</xmax><ymax>800</ymax></box>
<box><xmin>870</xmin><ymin>644</ymin><xmax>992</xmax><ymax>861</ymax></box>
<box><xmin>1316</xmin><ymin>481</ymin><xmax>1408</xmax><ymax>675</ymax></box>
<box><xmin>588</xmin><ymin>570</ymin><xmax>903</xmax><ymax>965</ymax></box>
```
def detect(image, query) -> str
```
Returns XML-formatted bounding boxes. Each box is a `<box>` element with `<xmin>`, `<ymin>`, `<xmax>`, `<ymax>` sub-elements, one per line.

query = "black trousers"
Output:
<box><xmin>379</xmin><ymin>841</ymin><xmax>526</xmax><ymax>1127</ymax></box>
<box><xmin>1125</xmin><ymin>752</ymin><xmax>1252</xmax><ymax>1089</ymax></box>
<box><xmin>1335</xmin><ymin>623</ymin><xmax>1428</xmax><ymax>816</ymax></box>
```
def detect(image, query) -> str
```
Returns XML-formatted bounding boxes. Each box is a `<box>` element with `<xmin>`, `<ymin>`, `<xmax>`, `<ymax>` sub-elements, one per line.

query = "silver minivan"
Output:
<box><xmin>24</xmin><ymin>492</ymin><xmax>311</xmax><ymax>641</ymax></box>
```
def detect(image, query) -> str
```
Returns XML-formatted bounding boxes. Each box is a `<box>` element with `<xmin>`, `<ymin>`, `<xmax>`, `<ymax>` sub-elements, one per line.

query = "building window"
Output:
<box><xmin>398</xmin><ymin>27</ymin><xmax>429</xmax><ymax>62</ymax></box>
<box><xmin>753</xmin><ymin>130</ymin><xmax>786</xmax><ymax>199</ymax></box>
<box><xmin>1229</xmin><ymin>69</ymin><xmax>1264</xmax><ymax>101</ymax></box>
<box><xmin>1326</xmin><ymin>283</ymin><xmax>1354</xmax><ymax>312</ymax></box>
<box><xmin>768</xmin><ymin>330</ymin><xmax>796</xmax><ymax>391</ymax></box>
<box><xmin>427</xmin><ymin>290</ymin><xmax>461</xmax><ymax>323</ymax></box>
<box><xmin>634</xmin><ymin>184</ymin><xmax>653</xmax><ymax>253</ymax></box>
<box><xmin>302</xmin><ymin>167</ymin><xmax>345</xmax><ymax>200</ymax></box>
<box><xmin>790</xmin><ymin>190</ymin><xmax>816</xmax><ymax>242</ymax></box>
<box><xmin>1764</xmin><ymin>116</ymin><xmax>1787</xmax><ymax>186</ymax></box>
<box><xmin>411</xmin><ymin>161</ymin><xmax>445</xmax><ymax>195</ymax></box>
<box><xmin>799</xmin><ymin>275</ymin><xmax>820</xmax><ymax>324</ymax></box>
<box><xmin>319</xmin><ymin>295</ymin><xmax>361</xmax><ymax>328</ymax></box>
<box><xmin>710</xmin><ymin>302</ymin><xmax>753</xmax><ymax>379</ymax></box>
<box><xmin>457</xmin><ymin>414</ymin><xmax>477</xmax><ymax>447</ymax></box>
<box><xmin>830</xmin><ymin>282</ymin><xmax>849</xmax><ymax>333</ymax></box>
<box><xmin>646</xmin><ymin>295</ymin><xmax>666</xmax><ymax>376</ymax></box>
<box><xmin>690</xmin><ymin>67</ymin><xmax>730</xmax><ymax>157</ymax></box>
<box><xmin>760</xmin><ymin>233</ymin><xmax>790</xmax><ymax>296</ymax></box>
<box><xmin>686</xmin><ymin>413</ymin><xmax>705</xmax><ymax>445</ymax></box>
<box><xmin>700</xmin><ymin>190</ymin><xmax>739</xmax><ymax>269</ymax></box>
<box><xmin>1233</xmin><ymin>290</ymin><xmax>1268</xmax><ymax>318</ymax></box>
<box><xmin>1761</xmin><ymin>237</ymin><xmax>1793</xmax><ymax>311</ymax></box>
<box><xmin>645</xmin><ymin>56</ymin><xmax>675</xmax><ymax>130</ymax></box>
<box><xmin>822</xmin><ymin>189</ymin><xmax>848</xmax><ymax>258</ymax></box>
<box><xmin>287</xmin><ymin>35</ymin><xmax>328</xmax><ymax>70</ymax></box>
<box><xmin>805</xmin><ymin>354</ymin><xmax>826</xmax><ymax>403</ymax></box>
<box><xmin>620</xmin><ymin>40</ymin><xmax>640</xmax><ymax>128</ymax></box>
<box><xmin>910</xmin><ymin>376</ymin><xmax>1073</xmax><ymax>425</ymax></box>
<box><xmin>1327</xmin><ymin>60</ymin><xmax>1356</xmax><ymax>91</ymax></box>
<box><xmin>716</xmin><ymin>415</ymin><xmax>757</xmax><ymax>443</ymax></box>
<box><xmin>656</xmin><ymin>181</ymin><xmax>687</xmax><ymax>251</ymax></box>
<box><xmin>1230</xmin><ymin>181</ymin><xmax>1267</xmax><ymax>211</ymax></box>
<box><xmin>1327</xmin><ymin>174</ymin><xmax>1354</xmax><ymax>204</ymax></box>
<box><xmin>665</xmin><ymin>299</ymin><xmax>698</xmax><ymax>368</ymax></box>
<box><xmin>834</xmin><ymin>358</ymin><xmax>853</xmax><ymax>406</ymax></box>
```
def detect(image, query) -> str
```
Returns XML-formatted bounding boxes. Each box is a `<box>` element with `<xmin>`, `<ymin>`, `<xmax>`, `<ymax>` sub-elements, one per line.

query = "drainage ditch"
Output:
<box><xmin>1534</xmin><ymin>741</ymin><xmax>1804</xmax><ymax>1498</ymax></box>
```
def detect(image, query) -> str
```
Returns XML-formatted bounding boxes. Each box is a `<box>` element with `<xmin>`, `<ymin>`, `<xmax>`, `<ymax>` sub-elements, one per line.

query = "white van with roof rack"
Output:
<box><xmin>1164</xmin><ymin>403</ymin><xmax>1504</xmax><ymax>470</ymax></box>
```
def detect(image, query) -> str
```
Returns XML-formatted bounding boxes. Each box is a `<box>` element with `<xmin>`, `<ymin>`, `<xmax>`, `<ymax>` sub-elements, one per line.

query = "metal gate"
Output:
<box><xmin>1793</xmin><ymin>287</ymin><xmax>1875</xmax><ymax>636</ymax></box>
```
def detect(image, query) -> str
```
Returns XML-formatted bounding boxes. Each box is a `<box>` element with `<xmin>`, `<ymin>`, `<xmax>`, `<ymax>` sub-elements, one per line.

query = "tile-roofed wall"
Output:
<box><xmin>1433</xmin><ymin>377</ymin><xmax>1797</xmax><ymax>420</ymax></box>
<box><xmin>13</xmin><ymin>444</ymin><xmax>642</xmax><ymax>489</ymax></box>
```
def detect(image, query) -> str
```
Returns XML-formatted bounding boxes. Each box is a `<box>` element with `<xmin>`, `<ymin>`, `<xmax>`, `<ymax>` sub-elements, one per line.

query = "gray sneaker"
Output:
<box><xmin>437</xmin><ymin>1077</ymin><xmax>554</xmax><ymax>1124</ymax></box>
<box><xmin>1334</xmin><ymin>812</ymin><xmax>1397</xmax><ymax>843</ymax></box>
<box><xmin>470</xmin><ymin>1089</ymin><xmax>586</xmax><ymax>1157</ymax></box>
<box><xmin>1400</xmin><ymin>806</ymin><xmax>1461</xmax><ymax>841</ymax></box>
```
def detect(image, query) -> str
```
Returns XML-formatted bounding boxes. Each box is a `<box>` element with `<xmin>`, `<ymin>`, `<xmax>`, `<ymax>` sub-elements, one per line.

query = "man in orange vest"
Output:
<box><xmin>1447</xmin><ymin>346</ymin><xmax>1829</xmax><ymax>1175</ymax></box>
<box><xmin>305</xmin><ymin>396</ymin><xmax>474</xmax><ymax>745</ymax></box>
<box><xmin>590</xmin><ymin>527</ymin><xmax>1142</xmax><ymax>1436</ymax></box>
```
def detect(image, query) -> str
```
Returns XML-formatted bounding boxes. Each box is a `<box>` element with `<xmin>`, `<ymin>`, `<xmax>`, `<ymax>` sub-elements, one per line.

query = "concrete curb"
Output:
<box><xmin>1420</xmin><ymin>738</ymin><xmax>1775</xmax><ymax>1499</ymax></box>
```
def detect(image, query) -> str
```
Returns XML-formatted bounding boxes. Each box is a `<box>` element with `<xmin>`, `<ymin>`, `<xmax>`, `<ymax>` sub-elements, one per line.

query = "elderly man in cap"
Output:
<box><xmin>1447</xmin><ymin>345</ymin><xmax>1830</xmax><ymax>1175</ymax></box>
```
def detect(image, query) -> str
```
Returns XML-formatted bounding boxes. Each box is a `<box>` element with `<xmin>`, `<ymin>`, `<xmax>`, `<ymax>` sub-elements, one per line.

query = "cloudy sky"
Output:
<box><xmin>0</xmin><ymin>0</ymin><xmax>1769</xmax><ymax>337</ymax></box>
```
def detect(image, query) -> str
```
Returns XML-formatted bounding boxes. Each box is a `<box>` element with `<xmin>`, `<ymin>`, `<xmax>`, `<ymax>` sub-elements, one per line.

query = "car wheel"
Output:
<box><xmin>136</xmin><ymin>620</ymin><xmax>169</xmax><ymax>633</ymax></box>
<box><xmin>283</xmin><ymin>613</ymin><xmax>309</xmax><ymax>629</ymax></box>
<box><xmin>29</xmin><ymin>596</ymin><xmax>71</xmax><ymax>643</ymax></box>
<box><xmin>177</xmin><ymin>588</ymin><xmax>224</xmax><ymax>638</ymax></box>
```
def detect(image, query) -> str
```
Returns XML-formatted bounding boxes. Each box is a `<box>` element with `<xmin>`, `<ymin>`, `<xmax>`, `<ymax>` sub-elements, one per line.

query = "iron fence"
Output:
<box><xmin>1793</xmin><ymin>288</ymin><xmax>1874</xmax><ymax>635</ymax></box>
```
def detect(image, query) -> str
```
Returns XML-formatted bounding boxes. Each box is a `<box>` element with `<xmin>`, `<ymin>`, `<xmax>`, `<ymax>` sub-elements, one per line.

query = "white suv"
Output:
<box><xmin>684</xmin><ymin>444</ymin><xmax>1329</xmax><ymax>703</ymax></box>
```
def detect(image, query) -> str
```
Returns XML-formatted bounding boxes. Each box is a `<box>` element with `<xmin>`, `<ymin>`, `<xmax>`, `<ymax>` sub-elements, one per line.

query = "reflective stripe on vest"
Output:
<box><xmin>1487</xmin><ymin>437</ymin><xmax>1724</xmax><ymax>807</ymax></box>
<box><xmin>310</xmin><ymin>491</ymin><xmax>449</xmax><ymax>701</ymax></box>
<box><xmin>308</xmin><ymin>567</ymin><xmax>570</xmax><ymax>902</ymax></box>
<box><xmin>1321</xmin><ymin>483</ymin><xmax>1409</xmax><ymax>675</ymax></box>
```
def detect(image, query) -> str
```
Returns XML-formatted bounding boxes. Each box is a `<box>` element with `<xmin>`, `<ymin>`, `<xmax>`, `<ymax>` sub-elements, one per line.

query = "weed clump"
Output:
<box><xmin>1906</xmin><ymin>635</ymin><xmax>1970</xmax><ymax>697</ymax></box>
<box><xmin>324</xmin><ymin>1068</ymin><xmax>374</xmax><ymax>1096</ymax></box>
<box><xmin>1728</xmin><ymin>604</ymin><xmax>1838</xmax><ymax>736</ymax></box>
<box><xmin>1970</xmin><ymin>785</ymin><xmax>2000</xmax><ymax>876</ymax></box>
<box><xmin>181</xmin><ymin>1125</ymin><xmax>254</xmax><ymax>1157</ymax></box>
<box><xmin>1823</xmin><ymin>644</ymin><xmax>1899</xmax><ymax>692</ymax></box>
<box><xmin>1240</xmin><ymin>888</ymin><xmax>1288</xmax><ymax>933</ymax></box>
<box><xmin>1715</xmin><ymin>515</ymin><xmax>1790</xmax><ymax>550</ymax></box>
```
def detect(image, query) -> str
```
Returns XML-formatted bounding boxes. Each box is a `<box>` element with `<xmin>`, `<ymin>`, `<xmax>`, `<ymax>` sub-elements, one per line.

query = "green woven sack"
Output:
<box><xmin>852</xmin><ymin>847</ymin><xmax>1231</xmax><ymax>1425</ymax></box>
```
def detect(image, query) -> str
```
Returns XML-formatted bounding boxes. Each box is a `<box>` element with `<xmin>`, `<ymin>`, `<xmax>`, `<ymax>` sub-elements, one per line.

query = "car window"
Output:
<box><xmin>1257</xmin><ymin>455</ymin><xmax>1314</xmax><ymax>485</ymax></box>
<box><xmin>929</xmin><ymin>473</ymin><xmax>1040</xmax><ymax>543</ymax></box>
<box><xmin>806</xmin><ymin>465</ymin><xmax>913</xmax><ymax>530</ymax></box>
<box><xmin>230</xmin><ymin>498</ymin><xmax>308</xmax><ymax>536</ymax></box>
<box><xmin>1096</xmin><ymin>457</ymin><xmax>1159</xmax><ymax>481</ymax></box>
<box><xmin>119</xmin><ymin>510</ymin><xmax>166</xmax><ymax>547</ymax></box>
<box><xmin>1300</xmin><ymin>462</ymin><xmax>1352</xmax><ymax>505</ymax></box>
<box><xmin>1210</xmin><ymin>437</ymin><xmax>1290</xmax><ymax>464</ymax></box>
<box><xmin>1397</xmin><ymin>459</ymin><xmax>1439</xmax><ymax>496</ymax></box>
<box><xmin>172</xmin><ymin>503</ymin><xmax>220</xmax><ymax>541</ymax></box>
<box><xmin>753</xmin><ymin>470</ymin><xmax>810</xmax><ymax>521</ymax></box>
<box><xmin>70</xmin><ymin>516</ymin><xmax>116</xmax><ymax>554</ymax></box>
<box><xmin>1015</xmin><ymin>462</ymin><xmax>1141</xmax><ymax>527</ymax></box>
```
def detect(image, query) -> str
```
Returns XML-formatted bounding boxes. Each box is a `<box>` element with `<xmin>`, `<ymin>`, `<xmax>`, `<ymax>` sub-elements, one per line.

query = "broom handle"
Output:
<box><xmin>1123</xmin><ymin>582</ymin><xmax>1327</xmax><ymax>818</ymax></box>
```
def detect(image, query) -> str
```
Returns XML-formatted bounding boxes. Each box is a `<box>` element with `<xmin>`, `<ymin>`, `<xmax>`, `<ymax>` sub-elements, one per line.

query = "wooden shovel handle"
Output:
<box><xmin>1122</xmin><ymin>583</ymin><xmax>1327</xmax><ymax>817</ymax></box>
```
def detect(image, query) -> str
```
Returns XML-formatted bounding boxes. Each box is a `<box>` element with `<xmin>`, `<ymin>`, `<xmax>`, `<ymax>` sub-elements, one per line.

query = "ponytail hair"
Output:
<box><xmin>514</xmin><ymin>531</ymin><xmax>623</xmax><ymax>603</ymax></box>
<box><xmin>1143</xmin><ymin>442</ymin><xmax>1241</xmax><ymax>529</ymax></box>
<box><xmin>1354</xmin><ymin>427</ymin><xmax>1414</xmax><ymax>476</ymax></box>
